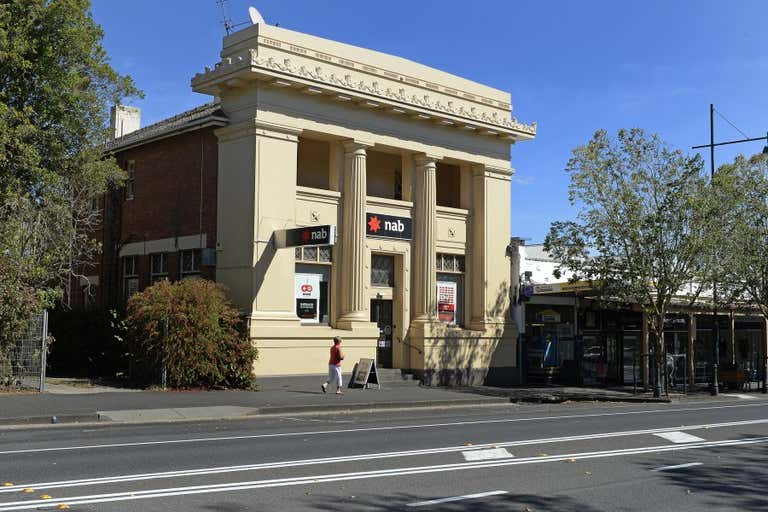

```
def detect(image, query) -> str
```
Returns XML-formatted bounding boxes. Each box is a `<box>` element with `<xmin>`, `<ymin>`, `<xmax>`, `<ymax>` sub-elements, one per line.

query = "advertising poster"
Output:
<box><xmin>436</xmin><ymin>281</ymin><xmax>457</xmax><ymax>324</ymax></box>
<box><xmin>295</xmin><ymin>273</ymin><xmax>321</xmax><ymax>324</ymax></box>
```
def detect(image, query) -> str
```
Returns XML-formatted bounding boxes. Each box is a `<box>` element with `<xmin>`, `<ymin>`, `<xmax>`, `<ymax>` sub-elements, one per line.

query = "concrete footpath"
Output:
<box><xmin>0</xmin><ymin>375</ymin><xmax>736</xmax><ymax>428</ymax></box>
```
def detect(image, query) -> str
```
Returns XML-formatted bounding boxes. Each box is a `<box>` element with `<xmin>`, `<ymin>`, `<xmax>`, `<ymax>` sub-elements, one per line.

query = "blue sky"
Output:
<box><xmin>91</xmin><ymin>0</ymin><xmax>768</xmax><ymax>243</ymax></box>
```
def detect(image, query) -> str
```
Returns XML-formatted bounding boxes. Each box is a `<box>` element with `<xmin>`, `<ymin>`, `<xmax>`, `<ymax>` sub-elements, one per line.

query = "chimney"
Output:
<box><xmin>110</xmin><ymin>105</ymin><xmax>141</xmax><ymax>139</ymax></box>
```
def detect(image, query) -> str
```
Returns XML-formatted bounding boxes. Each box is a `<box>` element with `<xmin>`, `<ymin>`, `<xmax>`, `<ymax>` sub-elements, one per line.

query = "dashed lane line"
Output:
<box><xmin>1</xmin><ymin>418</ymin><xmax>767</xmax><ymax>495</ymax></box>
<box><xmin>1</xmin><ymin>402</ymin><xmax>767</xmax><ymax>456</ymax></box>
<box><xmin>407</xmin><ymin>490</ymin><xmax>508</xmax><ymax>507</ymax></box>
<box><xmin>654</xmin><ymin>431</ymin><xmax>706</xmax><ymax>444</ymax></box>
<box><xmin>0</xmin><ymin>436</ymin><xmax>765</xmax><ymax>511</ymax></box>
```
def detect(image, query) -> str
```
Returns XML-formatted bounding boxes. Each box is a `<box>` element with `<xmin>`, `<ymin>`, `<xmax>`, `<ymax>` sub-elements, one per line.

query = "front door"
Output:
<box><xmin>371</xmin><ymin>299</ymin><xmax>393</xmax><ymax>368</ymax></box>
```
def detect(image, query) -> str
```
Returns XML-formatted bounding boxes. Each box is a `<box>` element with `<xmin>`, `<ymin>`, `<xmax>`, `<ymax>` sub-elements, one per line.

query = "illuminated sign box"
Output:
<box><xmin>275</xmin><ymin>225</ymin><xmax>336</xmax><ymax>248</ymax></box>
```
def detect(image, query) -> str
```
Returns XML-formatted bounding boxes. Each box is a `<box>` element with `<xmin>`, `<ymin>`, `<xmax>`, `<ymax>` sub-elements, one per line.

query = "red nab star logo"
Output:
<box><xmin>301</xmin><ymin>229</ymin><xmax>311</xmax><ymax>242</ymax></box>
<box><xmin>368</xmin><ymin>215</ymin><xmax>381</xmax><ymax>233</ymax></box>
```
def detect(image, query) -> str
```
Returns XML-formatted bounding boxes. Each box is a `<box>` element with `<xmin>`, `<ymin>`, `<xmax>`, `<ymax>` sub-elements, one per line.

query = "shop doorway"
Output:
<box><xmin>371</xmin><ymin>299</ymin><xmax>393</xmax><ymax>368</ymax></box>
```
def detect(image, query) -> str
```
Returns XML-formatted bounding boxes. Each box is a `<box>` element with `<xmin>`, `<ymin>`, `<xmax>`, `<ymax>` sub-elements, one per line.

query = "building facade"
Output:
<box><xmin>94</xmin><ymin>23</ymin><xmax>537</xmax><ymax>385</ymax></box>
<box><xmin>512</xmin><ymin>241</ymin><xmax>768</xmax><ymax>390</ymax></box>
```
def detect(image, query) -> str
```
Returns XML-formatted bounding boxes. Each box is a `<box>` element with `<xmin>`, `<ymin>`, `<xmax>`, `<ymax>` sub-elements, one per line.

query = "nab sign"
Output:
<box><xmin>366</xmin><ymin>213</ymin><xmax>412</xmax><ymax>240</ymax></box>
<box><xmin>275</xmin><ymin>225</ymin><xmax>336</xmax><ymax>248</ymax></box>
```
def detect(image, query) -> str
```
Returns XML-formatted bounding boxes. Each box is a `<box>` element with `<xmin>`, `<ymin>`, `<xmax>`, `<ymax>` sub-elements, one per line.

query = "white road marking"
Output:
<box><xmin>2</xmin><ymin>417</ymin><xmax>767</xmax><ymax>494</ymax></box>
<box><xmin>407</xmin><ymin>490</ymin><xmax>508</xmax><ymax>507</ymax></box>
<box><xmin>652</xmin><ymin>462</ymin><xmax>703</xmax><ymax>472</ymax></box>
<box><xmin>1</xmin><ymin>402</ymin><xmax>765</xmax><ymax>456</ymax></box>
<box><xmin>0</xmin><ymin>436</ymin><xmax>765</xmax><ymax>511</ymax></box>
<box><xmin>654</xmin><ymin>431</ymin><xmax>706</xmax><ymax>444</ymax></box>
<box><xmin>462</xmin><ymin>448</ymin><xmax>513</xmax><ymax>461</ymax></box>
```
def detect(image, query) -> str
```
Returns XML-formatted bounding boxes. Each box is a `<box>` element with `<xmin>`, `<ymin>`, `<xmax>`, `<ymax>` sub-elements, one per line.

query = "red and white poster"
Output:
<box><xmin>295</xmin><ymin>273</ymin><xmax>320</xmax><ymax>324</ymax></box>
<box><xmin>436</xmin><ymin>281</ymin><xmax>457</xmax><ymax>324</ymax></box>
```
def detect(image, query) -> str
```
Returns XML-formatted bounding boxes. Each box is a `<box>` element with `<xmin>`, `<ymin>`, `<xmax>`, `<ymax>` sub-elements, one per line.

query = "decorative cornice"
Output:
<box><xmin>251</xmin><ymin>55</ymin><xmax>537</xmax><ymax>136</ymax></box>
<box><xmin>214</xmin><ymin>118</ymin><xmax>302</xmax><ymax>143</ymax></box>
<box><xmin>192</xmin><ymin>45</ymin><xmax>537</xmax><ymax>138</ymax></box>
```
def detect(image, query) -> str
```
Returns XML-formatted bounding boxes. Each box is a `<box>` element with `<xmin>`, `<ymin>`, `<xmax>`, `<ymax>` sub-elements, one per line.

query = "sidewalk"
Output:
<box><xmin>2</xmin><ymin>376</ymin><xmax>760</xmax><ymax>428</ymax></box>
<box><xmin>0</xmin><ymin>375</ymin><xmax>510</xmax><ymax>427</ymax></box>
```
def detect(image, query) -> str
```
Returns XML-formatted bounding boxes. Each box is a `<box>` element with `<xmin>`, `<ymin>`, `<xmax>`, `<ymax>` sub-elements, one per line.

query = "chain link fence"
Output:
<box><xmin>0</xmin><ymin>310</ymin><xmax>48</xmax><ymax>391</ymax></box>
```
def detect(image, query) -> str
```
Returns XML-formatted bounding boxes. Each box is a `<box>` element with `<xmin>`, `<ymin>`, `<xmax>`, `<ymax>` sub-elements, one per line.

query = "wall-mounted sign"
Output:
<box><xmin>366</xmin><ymin>213</ymin><xmax>412</xmax><ymax>240</ymax></box>
<box><xmin>295</xmin><ymin>273</ymin><xmax>320</xmax><ymax>324</ymax></box>
<box><xmin>436</xmin><ymin>281</ymin><xmax>457</xmax><ymax>324</ymax></box>
<box><xmin>537</xmin><ymin>309</ymin><xmax>561</xmax><ymax>324</ymax></box>
<box><xmin>275</xmin><ymin>225</ymin><xmax>335</xmax><ymax>248</ymax></box>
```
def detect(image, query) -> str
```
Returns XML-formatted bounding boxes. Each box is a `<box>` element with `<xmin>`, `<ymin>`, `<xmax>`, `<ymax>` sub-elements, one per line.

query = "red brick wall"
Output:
<box><xmin>96</xmin><ymin>127</ymin><xmax>219</xmax><ymax>309</ymax></box>
<box><xmin>116</xmin><ymin>129</ymin><xmax>218</xmax><ymax>247</ymax></box>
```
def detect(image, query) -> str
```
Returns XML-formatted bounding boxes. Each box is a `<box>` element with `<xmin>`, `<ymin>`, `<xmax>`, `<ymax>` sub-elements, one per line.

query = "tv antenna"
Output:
<box><xmin>216</xmin><ymin>1</ymin><xmax>267</xmax><ymax>35</ymax></box>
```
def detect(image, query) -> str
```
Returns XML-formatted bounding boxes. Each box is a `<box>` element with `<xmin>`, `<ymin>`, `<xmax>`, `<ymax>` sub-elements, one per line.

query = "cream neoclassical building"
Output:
<box><xmin>191</xmin><ymin>22</ymin><xmax>536</xmax><ymax>385</ymax></box>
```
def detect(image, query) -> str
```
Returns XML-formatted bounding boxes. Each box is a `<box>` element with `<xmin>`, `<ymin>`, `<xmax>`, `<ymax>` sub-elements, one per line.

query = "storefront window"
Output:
<box><xmin>295</xmin><ymin>248</ymin><xmax>332</xmax><ymax>325</ymax></box>
<box><xmin>435</xmin><ymin>253</ymin><xmax>465</xmax><ymax>327</ymax></box>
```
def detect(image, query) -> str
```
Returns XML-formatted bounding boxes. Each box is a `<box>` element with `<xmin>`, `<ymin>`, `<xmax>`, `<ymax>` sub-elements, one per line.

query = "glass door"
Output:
<box><xmin>370</xmin><ymin>299</ymin><xmax>393</xmax><ymax>368</ymax></box>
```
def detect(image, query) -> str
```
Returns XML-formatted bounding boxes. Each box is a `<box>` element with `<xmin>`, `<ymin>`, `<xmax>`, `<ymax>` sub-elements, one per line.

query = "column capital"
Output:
<box><xmin>342</xmin><ymin>139</ymin><xmax>374</xmax><ymax>154</ymax></box>
<box><xmin>414</xmin><ymin>153</ymin><xmax>442</xmax><ymax>167</ymax></box>
<box><xmin>470</xmin><ymin>163</ymin><xmax>513</xmax><ymax>177</ymax></box>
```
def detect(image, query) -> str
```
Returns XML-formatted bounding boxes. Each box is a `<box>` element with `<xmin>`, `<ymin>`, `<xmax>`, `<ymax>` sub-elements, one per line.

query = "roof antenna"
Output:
<box><xmin>217</xmin><ymin>1</ymin><xmax>263</xmax><ymax>35</ymax></box>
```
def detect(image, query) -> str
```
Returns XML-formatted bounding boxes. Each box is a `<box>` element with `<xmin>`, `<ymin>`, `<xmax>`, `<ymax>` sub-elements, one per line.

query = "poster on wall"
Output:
<box><xmin>436</xmin><ymin>281</ymin><xmax>457</xmax><ymax>324</ymax></box>
<box><xmin>295</xmin><ymin>273</ymin><xmax>321</xmax><ymax>324</ymax></box>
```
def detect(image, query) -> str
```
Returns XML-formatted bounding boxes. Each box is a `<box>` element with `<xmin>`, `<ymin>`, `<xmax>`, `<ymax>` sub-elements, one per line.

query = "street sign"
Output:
<box><xmin>274</xmin><ymin>225</ymin><xmax>336</xmax><ymax>248</ymax></box>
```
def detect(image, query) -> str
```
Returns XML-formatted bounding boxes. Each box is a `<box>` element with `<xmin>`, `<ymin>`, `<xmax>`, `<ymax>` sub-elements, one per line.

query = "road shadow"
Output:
<box><xmin>641</xmin><ymin>435</ymin><xmax>768</xmax><ymax>511</ymax></box>
<box><xmin>302</xmin><ymin>491</ymin><xmax>604</xmax><ymax>511</ymax></box>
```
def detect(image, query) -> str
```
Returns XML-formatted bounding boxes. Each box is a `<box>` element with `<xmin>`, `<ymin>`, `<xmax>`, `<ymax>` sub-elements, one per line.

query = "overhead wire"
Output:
<box><xmin>713</xmin><ymin>108</ymin><xmax>750</xmax><ymax>140</ymax></box>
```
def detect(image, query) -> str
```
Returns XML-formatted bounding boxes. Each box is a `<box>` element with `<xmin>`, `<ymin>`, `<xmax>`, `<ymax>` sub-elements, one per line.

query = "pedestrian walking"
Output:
<box><xmin>322</xmin><ymin>336</ymin><xmax>345</xmax><ymax>395</ymax></box>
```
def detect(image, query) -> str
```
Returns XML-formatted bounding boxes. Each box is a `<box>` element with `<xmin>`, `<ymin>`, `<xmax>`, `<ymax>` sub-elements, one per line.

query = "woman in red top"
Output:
<box><xmin>322</xmin><ymin>337</ymin><xmax>345</xmax><ymax>395</ymax></box>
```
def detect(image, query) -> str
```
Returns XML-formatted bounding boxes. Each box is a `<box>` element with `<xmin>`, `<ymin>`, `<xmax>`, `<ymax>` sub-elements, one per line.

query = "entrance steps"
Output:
<box><xmin>374</xmin><ymin>368</ymin><xmax>421</xmax><ymax>388</ymax></box>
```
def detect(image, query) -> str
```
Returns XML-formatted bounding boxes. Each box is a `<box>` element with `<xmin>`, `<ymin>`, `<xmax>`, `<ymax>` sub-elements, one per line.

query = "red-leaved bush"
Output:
<box><xmin>126</xmin><ymin>279</ymin><xmax>256</xmax><ymax>389</ymax></box>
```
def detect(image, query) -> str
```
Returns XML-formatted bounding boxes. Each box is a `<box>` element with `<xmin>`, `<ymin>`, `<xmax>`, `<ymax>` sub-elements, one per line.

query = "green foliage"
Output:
<box><xmin>126</xmin><ymin>280</ymin><xmax>257</xmax><ymax>389</ymax></box>
<box><xmin>544</xmin><ymin>129</ymin><xmax>715</xmax><ymax>393</ymax></box>
<box><xmin>717</xmin><ymin>154</ymin><xmax>768</xmax><ymax>315</ymax></box>
<box><xmin>48</xmin><ymin>308</ymin><xmax>129</xmax><ymax>378</ymax></box>
<box><xmin>0</xmin><ymin>0</ymin><xmax>139</xmax><ymax>352</ymax></box>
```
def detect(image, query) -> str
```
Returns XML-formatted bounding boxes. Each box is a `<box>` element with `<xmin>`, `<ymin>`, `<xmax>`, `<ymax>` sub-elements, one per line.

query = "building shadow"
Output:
<box><xmin>417</xmin><ymin>281</ymin><xmax>517</xmax><ymax>387</ymax></box>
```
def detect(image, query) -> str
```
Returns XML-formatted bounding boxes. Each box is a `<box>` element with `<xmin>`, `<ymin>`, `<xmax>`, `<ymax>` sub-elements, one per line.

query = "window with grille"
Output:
<box><xmin>295</xmin><ymin>245</ymin><xmax>333</xmax><ymax>264</ymax></box>
<box><xmin>371</xmin><ymin>254</ymin><xmax>395</xmax><ymax>287</ymax></box>
<box><xmin>123</xmin><ymin>256</ymin><xmax>139</xmax><ymax>299</ymax></box>
<box><xmin>126</xmin><ymin>160</ymin><xmax>135</xmax><ymax>200</ymax></box>
<box><xmin>180</xmin><ymin>249</ymin><xmax>201</xmax><ymax>279</ymax></box>
<box><xmin>150</xmin><ymin>253</ymin><xmax>168</xmax><ymax>284</ymax></box>
<box><xmin>436</xmin><ymin>253</ymin><xmax>465</xmax><ymax>273</ymax></box>
<box><xmin>436</xmin><ymin>253</ymin><xmax>465</xmax><ymax>326</ymax></box>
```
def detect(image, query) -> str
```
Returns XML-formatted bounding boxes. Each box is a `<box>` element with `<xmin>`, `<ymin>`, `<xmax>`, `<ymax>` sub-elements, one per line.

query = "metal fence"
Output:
<box><xmin>0</xmin><ymin>310</ymin><xmax>48</xmax><ymax>391</ymax></box>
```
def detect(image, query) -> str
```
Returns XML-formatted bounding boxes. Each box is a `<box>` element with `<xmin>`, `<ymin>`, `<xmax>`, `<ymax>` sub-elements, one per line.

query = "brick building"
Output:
<box><xmin>87</xmin><ymin>21</ymin><xmax>538</xmax><ymax>384</ymax></box>
<box><xmin>78</xmin><ymin>104</ymin><xmax>227</xmax><ymax>309</ymax></box>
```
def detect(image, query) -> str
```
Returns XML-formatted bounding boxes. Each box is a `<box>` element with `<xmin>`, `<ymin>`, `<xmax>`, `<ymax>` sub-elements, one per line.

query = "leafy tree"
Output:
<box><xmin>126</xmin><ymin>280</ymin><xmax>257</xmax><ymax>389</ymax></box>
<box><xmin>544</xmin><ymin>129</ymin><xmax>714</xmax><ymax>396</ymax></box>
<box><xmin>0</xmin><ymin>0</ymin><xmax>139</xmax><ymax>354</ymax></box>
<box><xmin>718</xmin><ymin>154</ymin><xmax>768</xmax><ymax>379</ymax></box>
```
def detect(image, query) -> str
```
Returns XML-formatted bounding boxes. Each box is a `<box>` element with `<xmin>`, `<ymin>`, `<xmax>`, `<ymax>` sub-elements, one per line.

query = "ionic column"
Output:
<box><xmin>413</xmin><ymin>155</ymin><xmax>437</xmax><ymax>322</ymax></box>
<box><xmin>338</xmin><ymin>141</ymin><xmax>370</xmax><ymax>326</ymax></box>
<box><xmin>470</xmin><ymin>164</ymin><xmax>488</xmax><ymax>329</ymax></box>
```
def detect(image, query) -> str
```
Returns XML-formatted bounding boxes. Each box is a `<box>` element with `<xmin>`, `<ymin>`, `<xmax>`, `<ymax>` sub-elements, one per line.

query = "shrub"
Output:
<box><xmin>126</xmin><ymin>279</ymin><xmax>256</xmax><ymax>389</ymax></box>
<box><xmin>48</xmin><ymin>308</ymin><xmax>128</xmax><ymax>379</ymax></box>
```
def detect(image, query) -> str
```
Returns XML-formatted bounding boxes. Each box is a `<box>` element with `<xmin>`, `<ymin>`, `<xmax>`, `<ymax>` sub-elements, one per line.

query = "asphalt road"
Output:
<box><xmin>1</xmin><ymin>397</ymin><xmax>767</xmax><ymax>511</ymax></box>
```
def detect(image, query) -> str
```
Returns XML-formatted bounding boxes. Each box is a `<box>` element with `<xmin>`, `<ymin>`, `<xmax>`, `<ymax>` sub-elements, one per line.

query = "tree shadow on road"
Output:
<box><xmin>641</xmin><ymin>437</ymin><xmax>768</xmax><ymax>511</ymax></box>
<box><xmin>302</xmin><ymin>490</ymin><xmax>605</xmax><ymax>512</ymax></box>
